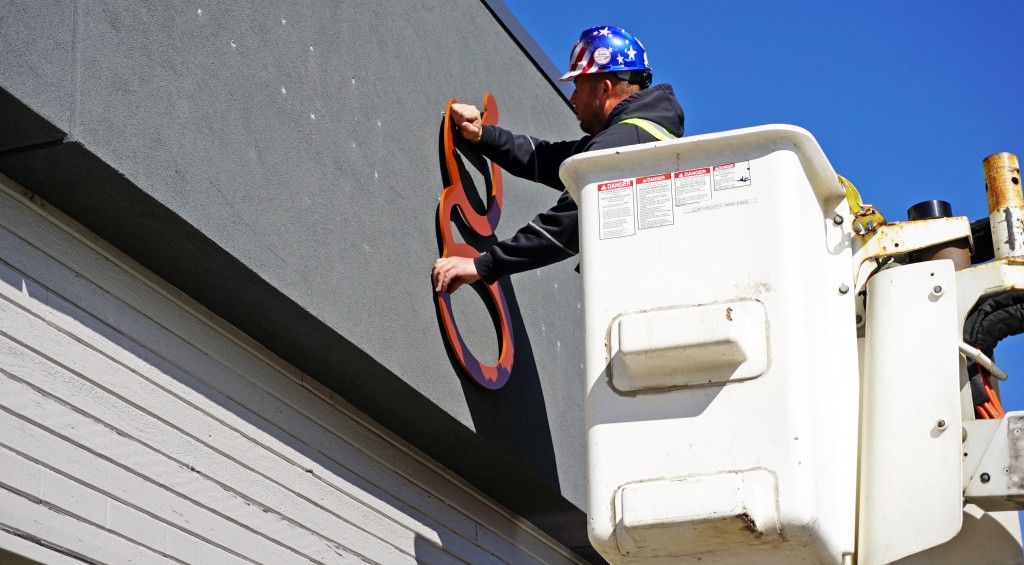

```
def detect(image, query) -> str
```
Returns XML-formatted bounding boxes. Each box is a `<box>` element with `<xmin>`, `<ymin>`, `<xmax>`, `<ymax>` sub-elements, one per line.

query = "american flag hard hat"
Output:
<box><xmin>559</xmin><ymin>26</ymin><xmax>650</xmax><ymax>82</ymax></box>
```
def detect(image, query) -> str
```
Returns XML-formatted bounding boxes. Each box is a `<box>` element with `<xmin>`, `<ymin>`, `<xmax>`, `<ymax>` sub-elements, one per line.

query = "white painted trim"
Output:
<box><xmin>0</xmin><ymin>173</ymin><xmax>583</xmax><ymax>564</ymax></box>
<box><xmin>0</xmin><ymin>526</ymin><xmax>85</xmax><ymax>565</ymax></box>
<box><xmin>0</xmin><ymin>486</ymin><xmax>174</xmax><ymax>564</ymax></box>
<box><xmin>0</xmin><ymin>220</ymin><xmax>501</xmax><ymax>563</ymax></box>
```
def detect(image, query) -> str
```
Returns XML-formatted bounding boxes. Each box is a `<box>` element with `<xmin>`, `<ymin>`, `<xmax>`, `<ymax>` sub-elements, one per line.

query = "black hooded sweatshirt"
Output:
<box><xmin>472</xmin><ymin>84</ymin><xmax>685</xmax><ymax>283</ymax></box>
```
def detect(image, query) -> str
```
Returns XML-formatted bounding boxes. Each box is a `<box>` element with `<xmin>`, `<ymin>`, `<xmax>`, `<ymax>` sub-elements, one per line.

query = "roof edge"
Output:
<box><xmin>480</xmin><ymin>0</ymin><xmax>572</xmax><ymax>104</ymax></box>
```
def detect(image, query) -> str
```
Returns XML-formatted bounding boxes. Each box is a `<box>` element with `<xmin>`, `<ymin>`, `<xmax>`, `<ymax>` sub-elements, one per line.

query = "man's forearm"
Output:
<box><xmin>475</xmin><ymin>125</ymin><xmax>587</xmax><ymax>191</ymax></box>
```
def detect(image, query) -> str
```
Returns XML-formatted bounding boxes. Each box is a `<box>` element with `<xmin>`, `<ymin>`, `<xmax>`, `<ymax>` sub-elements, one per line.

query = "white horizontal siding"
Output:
<box><xmin>0</xmin><ymin>174</ymin><xmax>581</xmax><ymax>565</ymax></box>
<box><xmin>0</xmin><ymin>528</ymin><xmax>85</xmax><ymax>565</ymax></box>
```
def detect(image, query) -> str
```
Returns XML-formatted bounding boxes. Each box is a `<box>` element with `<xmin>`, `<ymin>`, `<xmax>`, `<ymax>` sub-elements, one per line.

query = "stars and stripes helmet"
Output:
<box><xmin>559</xmin><ymin>26</ymin><xmax>651</xmax><ymax>84</ymax></box>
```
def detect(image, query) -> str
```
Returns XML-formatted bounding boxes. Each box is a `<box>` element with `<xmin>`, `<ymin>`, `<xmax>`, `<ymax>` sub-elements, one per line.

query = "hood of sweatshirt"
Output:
<box><xmin>605</xmin><ymin>84</ymin><xmax>685</xmax><ymax>138</ymax></box>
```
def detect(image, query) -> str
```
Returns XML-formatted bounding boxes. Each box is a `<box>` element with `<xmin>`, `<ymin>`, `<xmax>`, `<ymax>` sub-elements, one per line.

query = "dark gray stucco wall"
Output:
<box><xmin>0</xmin><ymin>0</ymin><xmax>596</xmax><ymax>559</ymax></box>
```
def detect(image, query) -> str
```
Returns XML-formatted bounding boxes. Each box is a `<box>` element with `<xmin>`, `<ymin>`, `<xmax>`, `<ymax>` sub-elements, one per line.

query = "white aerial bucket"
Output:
<box><xmin>560</xmin><ymin>125</ymin><xmax>859</xmax><ymax>564</ymax></box>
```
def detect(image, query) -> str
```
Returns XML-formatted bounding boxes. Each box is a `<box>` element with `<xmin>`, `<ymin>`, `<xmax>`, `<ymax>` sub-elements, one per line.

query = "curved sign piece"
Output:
<box><xmin>436</xmin><ymin>95</ymin><xmax>515</xmax><ymax>390</ymax></box>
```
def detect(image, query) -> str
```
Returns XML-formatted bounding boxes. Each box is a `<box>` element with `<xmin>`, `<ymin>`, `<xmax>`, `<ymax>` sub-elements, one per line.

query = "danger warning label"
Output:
<box><xmin>713</xmin><ymin>161</ymin><xmax>751</xmax><ymax>190</ymax></box>
<box><xmin>598</xmin><ymin>179</ymin><xmax>636</xmax><ymax>240</ymax></box>
<box><xmin>674</xmin><ymin>167</ymin><xmax>712</xmax><ymax>206</ymax></box>
<box><xmin>593</xmin><ymin>160</ymin><xmax>756</xmax><ymax>239</ymax></box>
<box><xmin>636</xmin><ymin>173</ymin><xmax>674</xmax><ymax>229</ymax></box>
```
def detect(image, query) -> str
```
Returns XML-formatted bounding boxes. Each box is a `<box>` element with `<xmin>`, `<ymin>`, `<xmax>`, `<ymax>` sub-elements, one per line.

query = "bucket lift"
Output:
<box><xmin>559</xmin><ymin>126</ymin><xmax>1024</xmax><ymax>564</ymax></box>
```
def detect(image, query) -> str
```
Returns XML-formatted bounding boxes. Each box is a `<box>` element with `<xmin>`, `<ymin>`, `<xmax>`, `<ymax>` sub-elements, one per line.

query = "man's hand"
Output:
<box><xmin>450</xmin><ymin>102</ymin><xmax>483</xmax><ymax>143</ymax></box>
<box><xmin>433</xmin><ymin>256</ymin><xmax>481</xmax><ymax>293</ymax></box>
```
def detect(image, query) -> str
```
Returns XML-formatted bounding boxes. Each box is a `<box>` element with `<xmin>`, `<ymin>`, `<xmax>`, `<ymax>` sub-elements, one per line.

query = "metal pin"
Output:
<box><xmin>839</xmin><ymin>283</ymin><xmax>850</xmax><ymax>295</ymax></box>
<box><xmin>833</xmin><ymin>214</ymin><xmax>844</xmax><ymax>226</ymax></box>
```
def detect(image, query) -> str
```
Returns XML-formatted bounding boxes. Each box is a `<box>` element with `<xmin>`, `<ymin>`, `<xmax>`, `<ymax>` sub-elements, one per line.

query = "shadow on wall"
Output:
<box><xmin>0</xmin><ymin>246</ymin><xmax>545</xmax><ymax>564</ymax></box>
<box><xmin>433</xmin><ymin>119</ymin><xmax>560</xmax><ymax>492</ymax></box>
<box><xmin>414</xmin><ymin>535</ymin><xmax>458</xmax><ymax>563</ymax></box>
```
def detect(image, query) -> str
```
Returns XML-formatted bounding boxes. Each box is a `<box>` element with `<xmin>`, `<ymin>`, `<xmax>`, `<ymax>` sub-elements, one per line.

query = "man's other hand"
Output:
<box><xmin>450</xmin><ymin>102</ymin><xmax>483</xmax><ymax>143</ymax></box>
<box><xmin>433</xmin><ymin>256</ymin><xmax>481</xmax><ymax>293</ymax></box>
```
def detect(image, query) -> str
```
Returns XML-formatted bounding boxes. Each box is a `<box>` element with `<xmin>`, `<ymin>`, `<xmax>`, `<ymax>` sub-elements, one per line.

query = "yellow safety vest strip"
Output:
<box><xmin>619</xmin><ymin>118</ymin><xmax>678</xmax><ymax>141</ymax></box>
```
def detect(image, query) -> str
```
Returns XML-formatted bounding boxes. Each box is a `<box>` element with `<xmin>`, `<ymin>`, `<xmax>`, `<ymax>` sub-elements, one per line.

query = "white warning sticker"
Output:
<box><xmin>636</xmin><ymin>173</ymin><xmax>674</xmax><ymax>229</ymax></box>
<box><xmin>713</xmin><ymin>161</ymin><xmax>751</xmax><ymax>190</ymax></box>
<box><xmin>598</xmin><ymin>178</ymin><xmax>636</xmax><ymax>240</ymax></box>
<box><xmin>673</xmin><ymin>167</ymin><xmax>712</xmax><ymax>206</ymax></box>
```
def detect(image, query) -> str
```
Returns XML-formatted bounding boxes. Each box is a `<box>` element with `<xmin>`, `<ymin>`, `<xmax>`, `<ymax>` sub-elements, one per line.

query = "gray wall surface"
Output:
<box><xmin>0</xmin><ymin>0</ymin><xmax>596</xmax><ymax>559</ymax></box>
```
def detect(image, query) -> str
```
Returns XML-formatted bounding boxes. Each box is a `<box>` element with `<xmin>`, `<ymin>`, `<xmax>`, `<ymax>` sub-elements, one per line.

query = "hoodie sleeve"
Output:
<box><xmin>469</xmin><ymin>123</ymin><xmax>660</xmax><ymax>282</ymax></box>
<box><xmin>474</xmin><ymin>189</ymin><xmax>579</xmax><ymax>283</ymax></box>
<box><xmin>475</xmin><ymin>125</ymin><xmax>591</xmax><ymax>190</ymax></box>
<box><xmin>465</xmin><ymin>85</ymin><xmax>687</xmax><ymax>284</ymax></box>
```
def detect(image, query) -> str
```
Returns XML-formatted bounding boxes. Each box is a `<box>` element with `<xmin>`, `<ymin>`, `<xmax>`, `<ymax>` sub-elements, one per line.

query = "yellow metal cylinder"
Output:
<box><xmin>983</xmin><ymin>152</ymin><xmax>1024</xmax><ymax>259</ymax></box>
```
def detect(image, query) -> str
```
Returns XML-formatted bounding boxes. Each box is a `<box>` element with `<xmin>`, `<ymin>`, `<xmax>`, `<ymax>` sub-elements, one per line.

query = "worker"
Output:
<box><xmin>432</xmin><ymin>25</ymin><xmax>685</xmax><ymax>293</ymax></box>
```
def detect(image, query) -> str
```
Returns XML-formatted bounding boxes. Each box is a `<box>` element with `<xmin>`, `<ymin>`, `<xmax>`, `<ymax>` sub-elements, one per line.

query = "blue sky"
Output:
<box><xmin>505</xmin><ymin>0</ymin><xmax>1024</xmax><ymax>410</ymax></box>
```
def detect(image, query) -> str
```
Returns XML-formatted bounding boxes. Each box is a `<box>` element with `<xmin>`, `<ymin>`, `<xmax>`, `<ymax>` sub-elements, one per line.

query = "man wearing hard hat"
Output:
<box><xmin>433</xmin><ymin>26</ymin><xmax>685</xmax><ymax>293</ymax></box>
